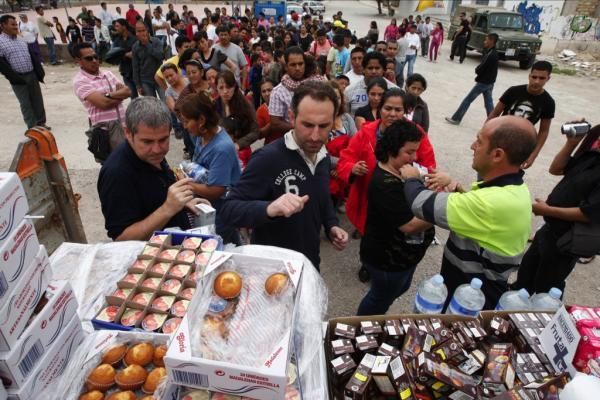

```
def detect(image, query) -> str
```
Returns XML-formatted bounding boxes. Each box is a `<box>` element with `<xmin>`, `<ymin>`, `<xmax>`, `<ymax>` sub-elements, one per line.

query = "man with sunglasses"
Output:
<box><xmin>73</xmin><ymin>42</ymin><xmax>131</xmax><ymax>162</ymax></box>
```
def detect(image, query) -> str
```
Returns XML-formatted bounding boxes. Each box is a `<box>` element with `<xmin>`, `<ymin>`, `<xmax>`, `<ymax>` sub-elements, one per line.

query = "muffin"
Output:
<box><xmin>213</xmin><ymin>271</ymin><xmax>242</xmax><ymax>299</ymax></box>
<box><xmin>181</xmin><ymin>390</ymin><xmax>211</xmax><ymax>400</ymax></box>
<box><xmin>106</xmin><ymin>391</ymin><xmax>136</xmax><ymax>400</ymax></box>
<box><xmin>85</xmin><ymin>363</ymin><xmax>116</xmax><ymax>392</ymax></box>
<box><xmin>265</xmin><ymin>273</ymin><xmax>290</xmax><ymax>296</ymax></box>
<box><xmin>101</xmin><ymin>344</ymin><xmax>128</xmax><ymax>366</ymax></box>
<box><xmin>153</xmin><ymin>344</ymin><xmax>168</xmax><ymax>367</ymax></box>
<box><xmin>123</xmin><ymin>342</ymin><xmax>154</xmax><ymax>367</ymax></box>
<box><xmin>115</xmin><ymin>364</ymin><xmax>148</xmax><ymax>391</ymax></box>
<box><xmin>142</xmin><ymin>367</ymin><xmax>167</xmax><ymax>394</ymax></box>
<box><xmin>79</xmin><ymin>390</ymin><xmax>105</xmax><ymax>400</ymax></box>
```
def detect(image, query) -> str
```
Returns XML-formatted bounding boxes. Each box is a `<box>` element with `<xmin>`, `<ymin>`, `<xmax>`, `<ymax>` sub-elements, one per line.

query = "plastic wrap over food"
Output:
<box><xmin>190</xmin><ymin>251</ymin><xmax>298</xmax><ymax>367</ymax></box>
<box><xmin>49</xmin><ymin>241</ymin><xmax>146</xmax><ymax>326</ymax></box>
<box><xmin>50</xmin><ymin>330</ymin><xmax>169</xmax><ymax>400</ymax></box>
<box><xmin>231</xmin><ymin>245</ymin><xmax>329</xmax><ymax>399</ymax></box>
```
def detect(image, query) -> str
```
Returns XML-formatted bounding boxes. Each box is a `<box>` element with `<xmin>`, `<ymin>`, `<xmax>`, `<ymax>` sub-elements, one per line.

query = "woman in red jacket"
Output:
<box><xmin>337</xmin><ymin>88</ymin><xmax>436</xmax><ymax>281</ymax></box>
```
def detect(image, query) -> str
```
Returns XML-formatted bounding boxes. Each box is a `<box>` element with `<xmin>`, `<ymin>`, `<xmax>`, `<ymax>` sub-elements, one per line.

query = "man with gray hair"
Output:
<box><xmin>98</xmin><ymin>96</ymin><xmax>203</xmax><ymax>241</ymax></box>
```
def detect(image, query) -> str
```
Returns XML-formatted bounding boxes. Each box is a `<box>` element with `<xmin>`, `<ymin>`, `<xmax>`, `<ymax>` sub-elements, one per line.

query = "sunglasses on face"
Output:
<box><xmin>82</xmin><ymin>54</ymin><xmax>99</xmax><ymax>62</ymax></box>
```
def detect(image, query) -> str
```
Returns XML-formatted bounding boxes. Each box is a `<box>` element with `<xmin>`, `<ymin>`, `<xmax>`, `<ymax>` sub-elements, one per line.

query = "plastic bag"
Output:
<box><xmin>50</xmin><ymin>330</ymin><xmax>169</xmax><ymax>400</ymax></box>
<box><xmin>231</xmin><ymin>245</ymin><xmax>329</xmax><ymax>399</ymax></box>
<box><xmin>49</xmin><ymin>241</ymin><xmax>146</xmax><ymax>327</ymax></box>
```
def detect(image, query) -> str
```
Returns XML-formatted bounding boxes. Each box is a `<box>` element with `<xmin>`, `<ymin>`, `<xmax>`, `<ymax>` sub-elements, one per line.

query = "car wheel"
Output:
<box><xmin>519</xmin><ymin>56</ymin><xmax>535</xmax><ymax>70</ymax></box>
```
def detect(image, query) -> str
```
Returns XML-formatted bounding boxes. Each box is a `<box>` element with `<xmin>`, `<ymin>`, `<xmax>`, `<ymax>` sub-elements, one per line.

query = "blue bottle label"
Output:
<box><xmin>415</xmin><ymin>293</ymin><xmax>443</xmax><ymax>314</ymax></box>
<box><xmin>449</xmin><ymin>297</ymin><xmax>479</xmax><ymax>317</ymax></box>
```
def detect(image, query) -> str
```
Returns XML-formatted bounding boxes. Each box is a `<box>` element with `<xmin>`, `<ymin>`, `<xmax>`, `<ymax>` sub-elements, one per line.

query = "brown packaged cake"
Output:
<box><xmin>371</xmin><ymin>355</ymin><xmax>395</xmax><ymax>396</ymax></box>
<box><xmin>378</xmin><ymin>342</ymin><xmax>401</xmax><ymax>359</ymax></box>
<box><xmin>360</xmin><ymin>320</ymin><xmax>383</xmax><ymax>336</ymax></box>
<box><xmin>331</xmin><ymin>339</ymin><xmax>354</xmax><ymax>357</ymax></box>
<box><xmin>344</xmin><ymin>353</ymin><xmax>376</xmax><ymax>400</ymax></box>
<box><xmin>388</xmin><ymin>355</ymin><xmax>415</xmax><ymax>399</ymax></box>
<box><xmin>483</xmin><ymin>343</ymin><xmax>516</xmax><ymax>394</ymax></box>
<box><xmin>402</xmin><ymin>326</ymin><xmax>429</xmax><ymax>360</ymax></box>
<box><xmin>334</xmin><ymin>323</ymin><xmax>357</xmax><ymax>340</ymax></box>
<box><xmin>383</xmin><ymin>320</ymin><xmax>405</xmax><ymax>348</ymax></box>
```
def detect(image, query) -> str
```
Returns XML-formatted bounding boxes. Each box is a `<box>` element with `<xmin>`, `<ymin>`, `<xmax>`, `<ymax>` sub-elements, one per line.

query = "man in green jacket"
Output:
<box><xmin>401</xmin><ymin>116</ymin><xmax>537</xmax><ymax>310</ymax></box>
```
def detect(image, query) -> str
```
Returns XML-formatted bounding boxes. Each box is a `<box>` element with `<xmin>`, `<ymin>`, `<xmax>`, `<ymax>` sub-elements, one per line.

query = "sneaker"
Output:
<box><xmin>445</xmin><ymin>117</ymin><xmax>460</xmax><ymax>125</ymax></box>
<box><xmin>358</xmin><ymin>266</ymin><xmax>370</xmax><ymax>283</ymax></box>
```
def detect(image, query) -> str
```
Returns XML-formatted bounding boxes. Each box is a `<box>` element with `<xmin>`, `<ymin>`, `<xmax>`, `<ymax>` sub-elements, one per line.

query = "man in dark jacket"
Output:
<box><xmin>445</xmin><ymin>33</ymin><xmax>498</xmax><ymax>125</ymax></box>
<box><xmin>112</xmin><ymin>18</ymin><xmax>138</xmax><ymax>98</ymax></box>
<box><xmin>132</xmin><ymin>20</ymin><xmax>165</xmax><ymax>99</ymax></box>
<box><xmin>220</xmin><ymin>81</ymin><xmax>349</xmax><ymax>270</ymax></box>
<box><xmin>0</xmin><ymin>14</ymin><xmax>47</xmax><ymax>129</ymax></box>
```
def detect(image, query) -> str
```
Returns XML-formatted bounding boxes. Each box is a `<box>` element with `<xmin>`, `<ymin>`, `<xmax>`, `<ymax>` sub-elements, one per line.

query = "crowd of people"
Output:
<box><xmin>0</xmin><ymin>4</ymin><xmax>598</xmax><ymax>315</ymax></box>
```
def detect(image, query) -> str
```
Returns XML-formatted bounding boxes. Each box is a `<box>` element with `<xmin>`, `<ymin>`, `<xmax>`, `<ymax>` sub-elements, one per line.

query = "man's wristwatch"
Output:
<box><xmin>104</xmin><ymin>92</ymin><xmax>112</xmax><ymax>99</ymax></box>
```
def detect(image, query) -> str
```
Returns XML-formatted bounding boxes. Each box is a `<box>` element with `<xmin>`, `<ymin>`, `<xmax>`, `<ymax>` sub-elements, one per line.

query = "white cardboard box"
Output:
<box><xmin>0</xmin><ymin>173</ymin><xmax>29</xmax><ymax>246</ymax></box>
<box><xmin>165</xmin><ymin>252</ymin><xmax>303</xmax><ymax>400</ymax></box>
<box><xmin>0</xmin><ymin>280</ymin><xmax>79</xmax><ymax>389</ymax></box>
<box><xmin>0</xmin><ymin>382</ymin><xmax>6</xmax><ymax>400</ymax></box>
<box><xmin>0</xmin><ymin>220</ymin><xmax>40</xmax><ymax>303</ymax></box>
<box><xmin>6</xmin><ymin>315</ymin><xmax>84</xmax><ymax>400</ymax></box>
<box><xmin>0</xmin><ymin>245</ymin><xmax>52</xmax><ymax>352</ymax></box>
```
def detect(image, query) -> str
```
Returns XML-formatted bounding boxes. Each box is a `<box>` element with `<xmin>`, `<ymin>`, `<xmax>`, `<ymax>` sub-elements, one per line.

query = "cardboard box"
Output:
<box><xmin>0</xmin><ymin>220</ymin><xmax>40</xmax><ymax>303</ymax></box>
<box><xmin>0</xmin><ymin>173</ymin><xmax>29</xmax><ymax>246</ymax></box>
<box><xmin>5</xmin><ymin>315</ymin><xmax>84</xmax><ymax>400</ymax></box>
<box><xmin>0</xmin><ymin>246</ymin><xmax>52</xmax><ymax>352</ymax></box>
<box><xmin>165</xmin><ymin>252</ymin><xmax>303</xmax><ymax>400</ymax></box>
<box><xmin>0</xmin><ymin>281</ymin><xmax>78</xmax><ymax>389</ymax></box>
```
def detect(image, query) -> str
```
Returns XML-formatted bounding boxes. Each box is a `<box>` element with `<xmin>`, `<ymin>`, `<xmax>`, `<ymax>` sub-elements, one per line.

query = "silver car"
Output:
<box><xmin>303</xmin><ymin>1</ymin><xmax>325</xmax><ymax>15</ymax></box>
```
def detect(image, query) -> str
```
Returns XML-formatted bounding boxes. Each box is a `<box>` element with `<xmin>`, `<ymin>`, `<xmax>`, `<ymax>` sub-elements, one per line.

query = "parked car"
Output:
<box><xmin>303</xmin><ymin>1</ymin><xmax>325</xmax><ymax>15</ymax></box>
<box><xmin>286</xmin><ymin>3</ymin><xmax>306</xmax><ymax>23</ymax></box>
<box><xmin>448</xmin><ymin>5</ymin><xmax>542</xmax><ymax>69</ymax></box>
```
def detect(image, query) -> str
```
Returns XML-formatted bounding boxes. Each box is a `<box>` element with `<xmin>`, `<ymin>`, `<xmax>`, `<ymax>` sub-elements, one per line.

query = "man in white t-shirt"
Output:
<box><xmin>213</xmin><ymin>25</ymin><xmax>247</xmax><ymax>87</ymax></box>
<box><xmin>404</xmin><ymin>24</ymin><xmax>421</xmax><ymax>78</ymax></box>
<box><xmin>151</xmin><ymin>8</ymin><xmax>169</xmax><ymax>45</ymax></box>
<box><xmin>18</xmin><ymin>14</ymin><xmax>40</xmax><ymax>58</ymax></box>
<box><xmin>344</xmin><ymin>47</ymin><xmax>365</xmax><ymax>85</ymax></box>
<box><xmin>206</xmin><ymin>14</ymin><xmax>219</xmax><ymax>46</ymax></box>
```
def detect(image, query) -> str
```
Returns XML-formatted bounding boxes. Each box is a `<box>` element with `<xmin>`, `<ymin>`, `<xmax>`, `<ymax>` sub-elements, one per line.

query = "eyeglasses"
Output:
<box><xmin>82</xmin><ymin>54</ymin><xmax>100</xmax><ymax>61</ymax></box>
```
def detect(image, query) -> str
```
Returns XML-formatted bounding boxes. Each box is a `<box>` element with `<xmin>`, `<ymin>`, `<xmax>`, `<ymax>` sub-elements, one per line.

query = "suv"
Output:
<box><xmin>303</xmin><ymin>1</ymin><xmax>325</xmax><ymax>15</ymax></box>
<box><xmin>448</xmin><ymin>5</ymin><xmax>542</xmax><ymax>69</ymax></box>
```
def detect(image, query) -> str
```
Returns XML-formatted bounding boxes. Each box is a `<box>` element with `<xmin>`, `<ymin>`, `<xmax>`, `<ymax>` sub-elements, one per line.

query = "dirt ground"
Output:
<box><xmin>1</xmin><ymin>1</ymin><xmax>599</xmax><ymax>318</ymax></box>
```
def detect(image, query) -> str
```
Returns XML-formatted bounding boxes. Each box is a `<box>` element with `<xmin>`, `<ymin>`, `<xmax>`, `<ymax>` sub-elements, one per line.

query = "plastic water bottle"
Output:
<box><xmin>181</xmin><ymin>161</ymin><xmax>209</xmax><ymax>184</ymax></box>
<box><xmin>414</xmin><ymin>274</ymin><xmax>448</xmax><ymax>314</ymax></box>
<box><xmin>530</xmin><ymin>288</ymin><xmax>563</xmax><ymax>311</ymax></box>
<box><xmin>447</xmin><ymin>278</ymin><xmax>486</xmax><ymax>317</ymax></box>
<box><xmin>496</xmin><ymin>288</ymin><xmax>531</xmax><ymax>311</ymax></box>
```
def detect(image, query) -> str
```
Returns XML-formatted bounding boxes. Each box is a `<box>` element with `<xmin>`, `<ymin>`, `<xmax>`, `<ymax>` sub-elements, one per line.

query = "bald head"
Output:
<box><xmin>486</xmin><ymin>116</ymin><xmax>537</xmax><ymax>167</ymax></box>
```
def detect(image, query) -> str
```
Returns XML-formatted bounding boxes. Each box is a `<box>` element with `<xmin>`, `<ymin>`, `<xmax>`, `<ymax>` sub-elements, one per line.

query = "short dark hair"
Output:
<box><xmin>376</xmin><ymin>40</ymin><xmax>387</xmax><ymax>47</ymax></box>
<box><xmin>284</xmin><ymin>46</ymin><xmax>304</xmax><ymax>63</ymax></box>
<box><xmin>531</xmin><ymin>60</ymin><xmax>552</xmax><ymax>74</ymax></box>
<box><xmin>175</xmin><ymin>35</ymin><xmax>191</xmax><ymax>50</ymax></box>
<box><xmin>0</xmin><ymin>14</ymin><xmax>15</xmax><ymax>25</ymax></box>
<box><xmin>406</xmin><ymin>73</ymin><xmax>428</xmax><ymax>90</ymax></box>
<box><xmin>316</xmin><ymin>28</ymin><xmax>326</xmax><ymax>37</ymax></box>
<box><xmin>367</xmin><ymin>77</ymin><xmax>388</xmax><ymax>93</ymax></box>
<box><xmin>379</xmin><ymin>88</ymin><xmax>414</xmax><ymax>112</ymax></box>
<box><xmin>351</xmin><ymin>46</ymin><xmax>366</xmax><ymax>56</ymax></box>
<box><xmin>336</xmin><ymin>75</ymin><xmax>350</xmax><ymax>83</ymax></box>
<box><xmin>362</xmin><ymin>51</ymin><xmax>386</xmax><ymax>69</ymax></box>
<box><xmin>35</xmin><ymin>5</ymin><xmax>43</xmax><ymax>12</ymax></box>
<box><xmin>487</xmin><ymin>33</ymin><xmax>499</xmax><ymax>44</ymax></box>
<box><xmin>73</xmin><ymin>42</ymin><xmax>94</xmax><ymax>58</ymax></box>
<box><xmin>291</xmin><ymin>81</ymin><xmax>339</xmax><ymax>118</ymax></box>
<box><xmin>176</xmin><ymin>92</ymin><xmax>220</xmax><ymax>129</ymax></box>
<box><xmin>210</xmin><ymin>14</ymin><xmax>219</xmax><ymax>23</ymax></box>
<box><xmin>160</xmin><ymin>62</ymin><xmax>178</xmax><ymax>74</ymax></box>
<box><xmin>333</xmin><ymin>34</ymin><xmax>344</xmax><ymax>47</ymax></box>
<box><xmin>375</xmin><ymin>120</ymin><xmax>423</xmax><ymax>162</ymax></box>
<box><xmin>216</xmin><ymin>25</ymin><xmax>229</xmax><ymax>35</ymax></box>
<box><xmin>488</xmin><ymin>122</ymin><xmax>537</xmax><ymax>166</ymax></box>
<box><xmin>194</xmin><ymin>31</ymin><xmax>208</xmax><ymax>42</ymax></box>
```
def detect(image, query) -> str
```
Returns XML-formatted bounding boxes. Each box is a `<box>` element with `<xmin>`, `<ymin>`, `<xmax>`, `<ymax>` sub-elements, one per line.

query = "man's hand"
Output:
<box><xmin>266</xmin><ymin>193</ymin><xmax>309</xmax><ymax>218</ymax></box>
<box><xmin>125</xmin><ymin>51</ymin><xmax>132</xmax><ymax>59</ymax></box>
<box><xmin>185</xmin><ymin>197</ymin><xmax>211</xmax><ymax>215</ymax></box>
<box><xmin>329</xmin><ymin>226</ymin><xmax>349</xmax><ymax>251</ymax></box>
<box><xmin>425</xmin><ymin>170</ymin><xmax>452</xmax><ymax>191</ymax></box>
<box><xmin>400</xmin><ymin>164</ymin><xmax>421</xmax><ymax>180</ymax></box>
<box><xmin>164</xmin><ymin>178</ymin><xmax>194</xmax><ymax>215</ymax></box>
<box><xmin>532</xmin><ymin>198</ymin><xmax>549</xmax><ymax>216</ymax></box>
<box><xmin>352</xmin><ymin>161</ymin><xmax>369</xmax><ymax>176</ymax></box>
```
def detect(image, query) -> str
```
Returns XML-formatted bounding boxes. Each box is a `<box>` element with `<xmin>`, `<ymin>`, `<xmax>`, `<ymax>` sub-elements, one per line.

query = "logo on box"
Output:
<box><xmin>215</xmin><ymin>370</ymin><xmax>225</xmax><ymax>376</ymax></box>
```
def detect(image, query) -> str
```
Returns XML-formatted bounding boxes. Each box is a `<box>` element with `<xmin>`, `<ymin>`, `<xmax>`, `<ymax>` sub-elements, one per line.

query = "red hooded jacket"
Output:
<box><xmin>336</xmin><ymin>119</ymin><xmax>436</xmax><ymax>235</ymax></box>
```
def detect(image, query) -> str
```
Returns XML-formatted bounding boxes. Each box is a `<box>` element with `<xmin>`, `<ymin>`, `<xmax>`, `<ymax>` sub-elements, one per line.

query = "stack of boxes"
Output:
<box><xmin>0</xmin><ymin>172</ymin><xmax>85</xmax><ymax>400</ymax></box>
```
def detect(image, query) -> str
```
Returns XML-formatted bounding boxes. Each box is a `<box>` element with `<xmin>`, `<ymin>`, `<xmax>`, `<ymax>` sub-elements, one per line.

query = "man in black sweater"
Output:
<box><xmin>220</xmin><ymin>81</ymin><xmax>349</xmax><ymax>270</ymax></box>
<box><xmin>445</xmin><ymin>33</ymin><xmax>499</xmax><ymax>125</ymax></box>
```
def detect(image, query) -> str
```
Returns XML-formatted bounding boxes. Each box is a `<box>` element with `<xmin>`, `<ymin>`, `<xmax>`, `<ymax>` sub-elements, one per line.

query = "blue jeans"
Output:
<box><xmin>451</xmin><ymin>82</ymin><xmax>494</xmax><ymax>122</ymax></box>
<box><xmin>405</xmin><ymin>54</ymin><xmax>417</xmax><ymax>78</ymax></box>
<box><xmin>140</xmin><ymin>81</ymin><xmax>165</xmax><ymax>101</ymax></box>
<box><xmin>123</xmin><ymin>75</ymin><xmax>138</xmax><ymax>99</ymax></box>
<box><xmin>357</xmin><ymin>264</ymin><xmax>417</xmax><ymax>316</ymax></box>
<box><xmin>44</xmin><ymin>37</ymin><xmax>57</xmax><ymax>64</ymax></box>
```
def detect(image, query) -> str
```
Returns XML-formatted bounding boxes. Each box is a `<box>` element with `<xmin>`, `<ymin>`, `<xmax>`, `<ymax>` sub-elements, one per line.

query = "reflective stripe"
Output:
<box><xmin>482</xmin><ymin>248</ymin><xmax>523</xmax><ymax>266</ymax></box>
<box><xmin>443</xmin><ymin>247</ymin><xmax>484</xmax><ymax>274</ymax></box>
<box><xmin>482</xmin><ymin>267</ymin><xmax>514</xmax><ymax>282</ymax></box>
<box><xmin>433</xmin><ymin>192</ymin><xmax>450</xmax><ymax>229</ymax></box>
<box><xmin>450</xmin><ymin>232</ymin><xmax>522</xmax><ymax>266</ymax></box>
<box><xmin>411</xmin><ymin>190</ymin><xmax>433</xmax><ymax>219</ymax></box>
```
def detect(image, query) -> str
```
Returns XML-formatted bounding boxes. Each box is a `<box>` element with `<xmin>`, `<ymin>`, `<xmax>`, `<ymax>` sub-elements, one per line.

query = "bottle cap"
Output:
<box><xmin>518</xmin><ymin>288</ymin><xmax>530</xmax><ymax>300</ymax></box>
<box><xmin>549</xmin><ymin>287</ymin><xmax>562</xmax><ymax>299</ymax></box>
<box><xmin>470</xmin><ymin>278</ymin><xmax>482</xmax><ymax>289</ymax></box>
<box><xmin>432</xmin><ymin>274</ymin><xmax>444</xmax><ymax>285</ymax></box>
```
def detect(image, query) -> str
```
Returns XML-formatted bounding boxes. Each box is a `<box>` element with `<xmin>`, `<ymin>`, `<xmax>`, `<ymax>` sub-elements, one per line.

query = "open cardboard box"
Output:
<box><xmin>165</xmin><ymin>251</ymin><xmax>304</xmax><ymax>400</ymax></box>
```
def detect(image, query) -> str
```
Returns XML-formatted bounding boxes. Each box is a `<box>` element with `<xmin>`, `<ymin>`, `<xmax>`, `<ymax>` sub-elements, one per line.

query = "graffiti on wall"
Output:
<box><xmin>548</xmin><ymin>15</ymin><xmax>600</xmax><ymax>41</ymax></box>
<box><xmin>515</xmin><ymin>1</ymin><xmax>561</xmax><ymax>34</ymax></box>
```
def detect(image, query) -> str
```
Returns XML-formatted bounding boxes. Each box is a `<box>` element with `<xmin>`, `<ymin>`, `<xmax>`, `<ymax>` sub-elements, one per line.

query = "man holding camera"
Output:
<box><xmin>514</xmin><ymin>123</ymin><xmax>600</xmax><ymax>295</ymax></box>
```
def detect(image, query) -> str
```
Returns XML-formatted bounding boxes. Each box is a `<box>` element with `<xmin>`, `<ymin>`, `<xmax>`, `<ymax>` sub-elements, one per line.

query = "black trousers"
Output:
<box><xmin>450</xmin><ymin>36</ymin><xmax>468</xmax><ymax>62</ymax></box>
<box><xmin>514</xmin><ymin>224</ymin><xmax>577</xmax><ymax>295</ymax></box>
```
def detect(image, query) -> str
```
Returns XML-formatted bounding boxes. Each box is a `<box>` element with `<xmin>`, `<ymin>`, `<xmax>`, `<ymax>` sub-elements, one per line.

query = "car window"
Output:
<box><xmin>489</xmin><ymin>13</ymin><xmax>523</xmax><ymax>30</ymax></box>
<box><xmin>476</xmin><ymin>15</ymin><xmax>488</xmax><ymax>29</ymax></box>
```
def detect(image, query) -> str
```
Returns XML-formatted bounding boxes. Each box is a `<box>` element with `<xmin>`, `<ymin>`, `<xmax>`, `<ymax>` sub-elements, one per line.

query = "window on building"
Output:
<box><xmin>475</xmin><ymin>0</ymin><xmax>490</xmax><ymax>5</ymax></box>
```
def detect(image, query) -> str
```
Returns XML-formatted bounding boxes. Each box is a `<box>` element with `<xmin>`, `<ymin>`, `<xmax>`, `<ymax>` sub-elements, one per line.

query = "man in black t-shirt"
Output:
<box><xmin>450</xmin><ymin>13</ymin><xmax>471</xmax><ymax>63</ymax></box>
<box><xmin>514</xmin><ymin>125</ymin><xmax>600</xmax><ymax>295</ymax></box>
<box><xmin>488</xmin><ymin>61</ymin><xmax>555</xmax><ymax>168</ymax></box>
